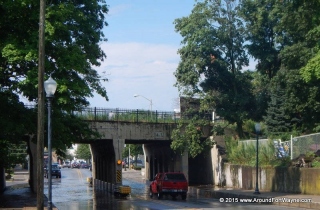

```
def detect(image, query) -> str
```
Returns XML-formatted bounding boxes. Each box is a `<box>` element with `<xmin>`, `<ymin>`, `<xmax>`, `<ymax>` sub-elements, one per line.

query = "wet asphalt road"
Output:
<box><xmin>45</xmin><ymin>168</ymin><xmax>306</xmax><ymax>210</ymax></box>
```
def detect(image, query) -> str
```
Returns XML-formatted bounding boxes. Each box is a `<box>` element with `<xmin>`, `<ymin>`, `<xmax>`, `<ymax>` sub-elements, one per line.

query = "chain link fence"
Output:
<box><xmin>239</xmin><ymin>133</ymin><xmax>320</xmax><ymax>160</ymax></box>
<box><xmin>292</xmin><ymin>133</ymin><xmax>320</xmax><ymax>159</ymax></box>
<box><xmin>238</xmin><ymin>138</ymin><xmax>269</xmax><ymax>147</ymax></box>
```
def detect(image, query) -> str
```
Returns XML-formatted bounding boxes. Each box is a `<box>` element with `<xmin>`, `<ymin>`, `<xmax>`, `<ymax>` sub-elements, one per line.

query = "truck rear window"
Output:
<box><xmin>165</xmin><ymin>174</ymin><xmax>186</xmax><ymax>181</ymax></box>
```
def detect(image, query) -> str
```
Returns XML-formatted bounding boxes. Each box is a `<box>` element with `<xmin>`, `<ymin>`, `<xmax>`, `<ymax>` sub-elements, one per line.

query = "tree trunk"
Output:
<box><xmin>0</xmin><ymin>165</ymin><xmax>5</xmax><ymax>193</ymax></box>
<box><xmin>236</xmin><ymin>121</ymin><xmax>244</xmax><ymax>139</ymax></box>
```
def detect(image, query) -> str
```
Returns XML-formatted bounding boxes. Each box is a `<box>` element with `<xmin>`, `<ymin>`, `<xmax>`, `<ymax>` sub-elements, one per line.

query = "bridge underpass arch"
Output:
<box><xmin>143</xmin><ymin>141</ymin><xmax>187</xmax><ymax>180</ymax></box>
<box><xmin>90</xmin><ymin>140</ymin><xmax>116</xmax><ymax>183</ymax></box>
<box><xmin>25</xmin><ymin>120</ymin><xmax>211</xmax><ymax>193</ymax></box>
<box><xmin>88</xmin><ymin>138</ymin><xmax>189</xmax><ymax>187</ymax></box>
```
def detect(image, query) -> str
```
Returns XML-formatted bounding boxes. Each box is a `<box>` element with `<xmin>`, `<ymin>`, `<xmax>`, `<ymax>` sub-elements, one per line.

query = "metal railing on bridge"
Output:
<box><xmin>72</xmin><ymin>107</ymin><xmax>211</xmax><ymax>123</ymax></box>
<box><xmin>25</xmin><ymin>105</ymin><xmax>212</xmax><ymax>123</ymax></box>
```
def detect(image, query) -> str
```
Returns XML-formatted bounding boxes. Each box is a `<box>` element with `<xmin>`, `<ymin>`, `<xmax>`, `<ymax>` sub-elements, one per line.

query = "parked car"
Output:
<box><xmin>62</xmin><ymin>161</ymin><xmax>71</xmax><ymax>168</ymax></box>
<box><xmin>149</xmin><ymin>172</ymin><xmax>188</xmax><ymax>200</ymax></box>
<box><xmin>80</xmin><ymin>162</ymin><xmax>89</xmax><ymax>169</ymax></box>
<box><xmin>130</xmin><ymin>159</ymin><xmax>144</xmax><ymax>168</ymax></box>
<box><xmin>53</xmin><ymin>162</ymin><xmax>61</xmax><ymax>169</ymax></box>
<box><xmin>71</xmin><ymin>162</ymin><xmax>80</xmax><ymax>169</ymax></box>
<box><xmin>44</xmin><ymin>164</ymin><xmax>61</xmax><ymax>178</ymax></box>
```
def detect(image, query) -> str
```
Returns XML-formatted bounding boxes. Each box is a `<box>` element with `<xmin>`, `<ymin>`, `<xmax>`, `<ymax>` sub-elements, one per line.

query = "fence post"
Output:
<box><xmin>94</xmin><ymin>107</ymin><xmax>97</xmax><ymax>121</ymax></box>
<box><xmin>156</xmin><ymin>110</ymin><xmax>158</xmax><ymax>123</ymax></box>
<box><xmin>116</xmin><ymin>108</ymin><xmax>119</xmax><ymax>121</ymax></box>
<box><xmin>136</xmin><ymin>109</ymin><xmax>139</xmax><ymax>123</ymax></box>
<box><xmin>290</xmin><ymin>135</ymin><xmax>293</xmax><ymax>160</ymax></box>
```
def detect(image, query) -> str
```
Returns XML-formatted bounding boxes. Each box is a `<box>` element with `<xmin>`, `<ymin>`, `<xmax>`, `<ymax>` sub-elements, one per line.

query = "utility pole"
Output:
<box><xmin>37</xmin><ymin>0</ymin><xmax>46</xmax><ymax>208</ymax></box>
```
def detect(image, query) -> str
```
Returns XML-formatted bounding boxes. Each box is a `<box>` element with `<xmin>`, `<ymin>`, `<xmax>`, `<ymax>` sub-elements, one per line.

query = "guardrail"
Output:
<box><xmin>25</xmin><ymin>105</ymin><xmax>212</xmax><ymax>123</ymax></box>
<box><xmin>72</xmin><ymin>107</ymin><xmax>211</xmax><ymax>123</ymax></box>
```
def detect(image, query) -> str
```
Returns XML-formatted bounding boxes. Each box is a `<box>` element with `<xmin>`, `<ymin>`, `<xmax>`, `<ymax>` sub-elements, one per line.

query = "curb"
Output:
<box><xmin>188</xmin><ymin>187</ymin><xmax>320</xmax><ymax>209</ymax></box>
<box><xmin>5</xmin><ymin>183</ymin><xmax>30</xmax><ymax>191</ymax></box>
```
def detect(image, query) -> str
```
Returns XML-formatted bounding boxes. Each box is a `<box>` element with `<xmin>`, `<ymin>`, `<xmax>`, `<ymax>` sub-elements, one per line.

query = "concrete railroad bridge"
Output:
<box><xmin>26</xmin><ymin>107</ymin><xmax>214</xmax><ymax>193</ymax></box>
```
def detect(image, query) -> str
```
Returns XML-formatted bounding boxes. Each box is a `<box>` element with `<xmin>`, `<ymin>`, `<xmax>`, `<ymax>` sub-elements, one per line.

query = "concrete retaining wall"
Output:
<box><xmin>222</xmin><ymin>164</ymin><xmax>320</xmax><ymax>195</ymax></box>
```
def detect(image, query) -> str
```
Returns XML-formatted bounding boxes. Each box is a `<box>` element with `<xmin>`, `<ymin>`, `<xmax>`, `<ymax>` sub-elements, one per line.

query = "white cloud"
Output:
<box><xmin>107</xmin><ymin>4</ymin><xmax>131</xmax><ymax>17</ymax></box>
<box><xmin>89</xmin><ymin>42</ymin><xmax>181</xmax><ymax>111</ymax></box>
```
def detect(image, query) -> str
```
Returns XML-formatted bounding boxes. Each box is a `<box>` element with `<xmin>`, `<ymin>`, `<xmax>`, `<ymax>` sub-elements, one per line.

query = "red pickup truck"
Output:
<box><xmin>149</xmin><ymin>172</ymin><xmax>188</xmax><ymax>200</ymax></box>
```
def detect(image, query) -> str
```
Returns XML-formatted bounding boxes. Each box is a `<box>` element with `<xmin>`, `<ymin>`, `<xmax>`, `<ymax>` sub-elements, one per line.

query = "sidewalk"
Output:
<box><xmin>188</xmin><ymin>185</ymin><xmax>320</xmax><ymax>209</ymax></box>
<box><xmin>2</xmin><ymin>169</ymin><xmax>320</xmax><ymax>209</ymax></box>
<box><xmin>0</xmin><ymin>166</ymin><xmax>57</xmax><ymax>210</ymax></box>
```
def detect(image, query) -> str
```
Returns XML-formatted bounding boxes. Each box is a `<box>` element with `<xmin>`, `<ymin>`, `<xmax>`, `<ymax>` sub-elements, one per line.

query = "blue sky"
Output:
<box><xmin>88</xmin><ymin>1</ymin><xmax>196</xmax><ymax>111</ymax></box>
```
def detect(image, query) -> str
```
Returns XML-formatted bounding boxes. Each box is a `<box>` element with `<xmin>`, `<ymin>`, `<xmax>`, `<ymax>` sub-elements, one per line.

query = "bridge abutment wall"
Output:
<box><xmin>143</xmin><ymin>143</ymin><xmax>188</xmax><ymax>181</ymax></box>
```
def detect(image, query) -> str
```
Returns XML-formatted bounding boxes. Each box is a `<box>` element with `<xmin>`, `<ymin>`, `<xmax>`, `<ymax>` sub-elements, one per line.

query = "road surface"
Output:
<box><xmin>44</xmin><ymin>168</ymin><xmax>306</xmax><ymax>210</ymax></box>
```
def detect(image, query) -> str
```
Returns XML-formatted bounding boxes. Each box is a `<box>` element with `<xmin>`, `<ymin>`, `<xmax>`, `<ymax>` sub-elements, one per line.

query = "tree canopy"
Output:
<box><xmin>0</xmin><ymin>0</ymin><xmax>109</xmax><ymax>166</ymax></box>
<box><xmin>122</xmin><ymin>144</ymin><xmax>143</xmax><ymax>159</ymax></box>
<box><xmin>0</xmin><ymin>0</ymin><xmax>109</xmax><ymax>108</ymax></box>
<box><xmin>75</xmin><ymin>144</ymin><xmax>91</xmax><ymax>160</ymax></box>
<box><xmin>172</xmin><ymin>0</ymin><xmax>320</xmax><ymax>156</ymax></box>
<box><xmin>173</xmin><ymin>0</ymin><xmax>254</xmax><ymax>140</ymax></box>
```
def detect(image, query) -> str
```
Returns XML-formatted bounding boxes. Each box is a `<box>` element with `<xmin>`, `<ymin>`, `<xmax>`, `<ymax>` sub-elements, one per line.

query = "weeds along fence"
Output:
<box><xmin>292</xmin><ymin>133</ymin><xmax>320</xmax><ymax>159</ymax></box>
<box><xmin>239</xmin><ymin>133</ymin><xmax>320</xmax><ymax>160</ymax></box>
<box><xmin>71</xmin><ymin>107</ymin><xmax>212</xmax><ymax>123</ymax></box>
<box><xmin>238</xmin><ymin>138</ymin><xmax>288</xmax><ymax>162</ymax></box>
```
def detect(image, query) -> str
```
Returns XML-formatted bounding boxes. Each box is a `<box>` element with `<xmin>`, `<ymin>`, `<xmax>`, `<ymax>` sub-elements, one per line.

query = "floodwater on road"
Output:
<box><xmin>44</xmin><ymin>168</ymin><xmax>148</xmax><ymax>210</ymax></box>
<box><xmin>45</xmin><ymin>168</ymin><xmax>306</xmax><ymax>210</ymax></box>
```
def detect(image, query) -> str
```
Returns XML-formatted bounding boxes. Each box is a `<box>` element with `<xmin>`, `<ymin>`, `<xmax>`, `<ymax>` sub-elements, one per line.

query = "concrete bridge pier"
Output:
<box><xmin>113</xmin><ymin>138</ymin><xmax>125</xmax><ymax>185</ymax></box>
<box><xmin>90</xmin><ymin>138</ymin><xmax>125</xmax><ymax>191</ymax></box>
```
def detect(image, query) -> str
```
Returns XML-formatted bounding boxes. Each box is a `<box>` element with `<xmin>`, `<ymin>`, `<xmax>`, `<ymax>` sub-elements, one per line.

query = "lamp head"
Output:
<box><xmin>255</xmin><ymin>123</ymin><xmax>261</xmax><ymax>133</ymax></box>
<box><xmin>133</xmin><ymin>94</ymin><xmax>139</xmax><ymax>97</ymax></box>
<box><xmin>44</xmin><ymin>76</ymin><xmax>57</xmax><ymax>97</ymax></box>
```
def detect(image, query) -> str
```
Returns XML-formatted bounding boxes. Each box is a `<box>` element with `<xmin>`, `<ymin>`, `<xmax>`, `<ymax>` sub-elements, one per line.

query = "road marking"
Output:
<box><xmin>76</xmin><ymin>169</ymin><xmax>83</xmax><ymax>182</ymax></box>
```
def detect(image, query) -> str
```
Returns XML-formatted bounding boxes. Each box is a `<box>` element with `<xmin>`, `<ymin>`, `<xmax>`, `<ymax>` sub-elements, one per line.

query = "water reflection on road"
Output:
<box><xmin>44</xmin><ymin>169</ymin><xmax>303</xmax><ymax>210</ymax></box>
<box><xmin>44</xmin><ymin>168</ymin><xmax>148</xmax><ymax>210</ymax></box>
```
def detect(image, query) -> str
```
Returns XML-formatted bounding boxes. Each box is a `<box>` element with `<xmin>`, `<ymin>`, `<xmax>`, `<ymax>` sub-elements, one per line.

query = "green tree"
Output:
<box><xmin>239</xmin><ymin>0</ymin><xmax>281</xmax><ymax>79</ymax></box>
<box><xmin>264</xmin><ymin>77</ymin><xmax>291</xmax><ymax>136</ymax></box>
<box><xmin>75</xmin><ymin>144</ymin><xmax>91</xmax><ymax>160</ymax></box>
<box><xmin>250</xmin><ymin>72</ymin><xmax>270</xmax><ymax>121</ymax></box>
<box><xmin>1</xmin><ymin>0</ymin><xmax>109</xmax><ymax>111</ymax></box>
<box><xmin>0</xmin><ymin>0</ymin><xmax>109</xmax><ymax>162</ymax></box>
<box><xmin>263</xmin><ymin>66</ymin><xmax>320</xmax><ymax>137</ymax></box>
<box><xmin>241</xmin><ymin>0</ymin><xmax>320</xmax><ymax>134</ymax></box>
<box><xmin>171</xmin><ymin>117</ymin><xmax>213</xmax><ymax>158</ymax></box>
<box><xmin>271</xmin><ymin>1</ymin><xmax>320</xmax><ymax>133</ymax></box>
<box><xmin>174</xmin><ymin>0</ymin><xmax>254</xmax><ymax>139</ymax></box>
<box><xmin>123</xmin><ymin>144</ymin><xmax>143</xmax><ymax>159</ymax></box>
<box><xmin>275</xmin><ymin>0</ymin><xmax>320</xmax><ymax>70</ymax></box>
<box><xmin>0</xmin><ymin>91</ymin><xmax>36</xmax><ymax>168</ymax></box>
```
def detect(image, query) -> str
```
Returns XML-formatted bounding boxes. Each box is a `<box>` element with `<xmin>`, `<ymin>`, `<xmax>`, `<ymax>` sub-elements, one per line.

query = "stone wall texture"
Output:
<box><xmin>222</xmin><ymin>164</ymin><xmax>320</xmax><ymax>195</ymax></box>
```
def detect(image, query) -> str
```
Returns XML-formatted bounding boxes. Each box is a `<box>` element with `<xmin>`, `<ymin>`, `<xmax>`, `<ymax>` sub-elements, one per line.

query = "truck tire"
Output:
<box><xmin>149</xmin><ymin>187</ymin><xmax>153</xmax><ymax>198</ymax></box>
<box><xmin>181</xmin><ymin>193</ymin><xmax>187</xmax><ymax>200</ymax></box>
<box><xmin>156</xmin><ymin>187</ymin><xmax>163</xmax><ymax>199</ymax></box>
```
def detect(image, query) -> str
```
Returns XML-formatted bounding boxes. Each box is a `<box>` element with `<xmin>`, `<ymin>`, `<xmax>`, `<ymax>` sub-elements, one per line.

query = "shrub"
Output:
<box><xmin>312</xmin><ymin>157</ymin><xmax>320</xmax><ymax>168</ymax></box>
<box><xmin>225</xmin><ymin>137</ymin><xmax>282</xmax><ymax>167</ymax></box>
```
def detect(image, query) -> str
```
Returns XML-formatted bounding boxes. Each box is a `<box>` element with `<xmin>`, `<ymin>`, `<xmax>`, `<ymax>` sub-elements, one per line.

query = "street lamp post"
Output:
<box><xmin>133</xmin><ymin>94</ymin><xmax>153</xmax><ymax>117</ymax></box>
<box><xmin>128</xmin><ymin>145</ymin><xmax>131</xmax><ymax>170</ymax></box>
<box><xmin>254</xmin><ymin>123</ymin><xmax>261</xmax><ymax>194</ymax></box>
<box><xmin>44</xmin><ymin>76</ymin><xmax>57</xmax><ymax>210</ymax></box>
